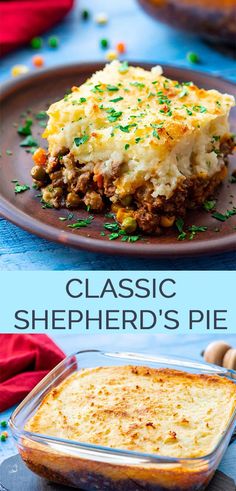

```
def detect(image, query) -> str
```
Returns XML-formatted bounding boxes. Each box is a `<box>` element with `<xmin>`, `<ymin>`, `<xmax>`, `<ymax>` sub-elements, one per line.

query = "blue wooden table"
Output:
<box><xmin>0</xmin><ymin>333</ymin><xmax>236</xmax><ymax>482</ymax></box>
<box><xmin>0</xmin><ymin>0</ymin><xmax>236</xmax><ymax>270</ymax></box>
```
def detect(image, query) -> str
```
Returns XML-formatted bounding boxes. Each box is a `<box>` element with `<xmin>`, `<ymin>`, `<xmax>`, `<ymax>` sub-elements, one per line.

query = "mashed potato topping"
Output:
<box><xmin>43</xmin><ymin>61</ymin><xmax>234</xmax><ymax>199</ymax></box>
<box><xmin>25</xmin><ymin>366</ymin><xmax>236</xmax><ymax>458</ymax></box>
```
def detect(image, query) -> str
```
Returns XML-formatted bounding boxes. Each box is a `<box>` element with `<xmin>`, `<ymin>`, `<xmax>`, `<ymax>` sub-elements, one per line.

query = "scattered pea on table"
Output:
<box><xmin>81</xmin><ymin>9</ymin><xmax>90</xmax><ymax>20</ymax></box>
<box><xmin>100</xmin><ymin>38</ymin><xmax>109</xmax><ymax>49</ymax></box>
<box><xmin>48</xmin><ymin>36</ymin><xmax>59</xmax><ymax>48</ymax></box>
<box><xmin>187</xmin><ymin>51</ymin><xmax>200</xmax><ymax>64</ymax></box>
<box><xmin>30</xmin><ymin>37</ymin><xmax>43</xmax><ymax>49</ymax></box>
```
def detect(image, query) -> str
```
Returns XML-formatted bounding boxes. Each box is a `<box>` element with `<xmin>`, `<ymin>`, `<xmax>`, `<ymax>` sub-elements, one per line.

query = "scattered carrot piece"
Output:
<box><xmin>116</xmin><ymin>42</ymin><xmax>126</xmax><ymax>54</ymax></box>
<box><xmin>32</xmin><ymin>55</ymin><xmax>44</xmax><ymax>68</ymax></box>
<box><xmin>33</xmin><ymin>147</ymin><xmax>47</xmax><ymax>166</ymax></box>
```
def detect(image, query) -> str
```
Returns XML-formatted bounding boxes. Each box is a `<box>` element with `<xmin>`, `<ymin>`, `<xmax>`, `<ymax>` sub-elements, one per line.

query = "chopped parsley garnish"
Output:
<box><xmin>151</xmin><ymin>122</ymin><xmax>164</xmax><ymax>129</ymax></box>
<box><xmin>178</xmin><ymin>87</ymin><xmax>188</xmax><ymax>99</ymax></box>
<box><xmin>175</xmin><ymin>219</ymin><xmax>207</xmax><ymax>240</ymax></box>
<box><xmin>193</xmin><ymin>105</ymin><xmax>207</xmax><ymax>113</ymax></box>
<box><xmin>183</xmin><ymin>81</ymin><xmax>194</xmax><ymax>87</ymax></box>
<box><xmin>106</xmin><ymin>108</ymin><xmax>122</xmax><ymax>122</ymax></box>
<box><xmin>103</xmin><ymin>221</ymin><xmax>140</xmax><ymax>242</ymax></box>
<box><xmin>104</xmin><ymin>222</ymin><xmax>120</xmax><ymax>232</ymax></box>
<box><xmin>13</xmin><ymin>180</ymin><xmax>30</xmax><ymax>194</ymax></box>
<box><xmin>41</xmin><ymin>200</ymin><xmax>54</xmax><ymax>209</ymax></box>
<box><xmin>188</xmin><ymin>225</ymin><xmax>207</xmax><ymax>240</ymax></box>
<box><xmin>20</xmin><ymin>135</ymin><xmax>38</xmax><ymax>147</ymax></box>
<box><xmin>35</xmin><ymin>111</ymin><xmax>47</xmax><ymax>120</ymax></box>
<box><xmin>6</xmin><ymin>149</ymin><xmax>13</xmax><ymax>156</ymax></box>
<box><xmin>203</xmin><ymin>200</ymin><xmax>216</xmax><ymax>212</ymax></box>
<box><xmin>176</xmin><ymin>217</ymin><xmax>187</xmax><ymax>240</ymax></box>
<box><xmin>125</xmin><ymin>144</ymin><xmax>130</xmax><ymax>150</ymax></box>
<box><xmin>185</xmin><ymin>107</ymin><xmax>193</xmax><ymax>116</ymax></box>
<box><xmin>152</xmin><ymin>129</ymin><xmax>160</xmax><ymax>139</ymax></box>
<box><xmin>117</xmin><ymin>123</ymin><xmax>137</xmax><ymax>133</ymax></box>
<box><xmin>109</xmin><ymin>97</ymin><xmax>124</xmax><ymax>103</ymax></box>
<box><xmin>17</xmin><ymin>118</ymin><xmax>32</xmax><ymax>136</ymax></box>
<box><xmin>135</xmin><ymin>137</ymin><xmax>141</xmax><ymax>143</ymax></box>
<box><xmin>105</xmin><ymin>212</ymin><xmax>115</xmax><ymax>219</ymax></box>
<box><xmin>26</xmin><ymin>146</ymin><xmax>38</xmax><ymax>154</ymax></box>
<box><xmin>119</xmin><ymin>61</ymin><xmax>129</xmax><ymax>73</ymax></box>
<box><xmin>130</xmin><ymin>82</ymin><xmax>145</xmax><ymax>89</ymax></box>
<box><xmin>91</xmin><ymin>84</ymin><xmax>103</xmax><ymax>93</ymax></box>
<box><xmin>108</xmin><ymin>232</ymin><xmax>120</xmax><ymax>240</ymax></box>
<box><xmin>74</xmin><ymin>134</ymin><xmax>89</xmax><ymax>146</ymax></box>
<box><xmin>212</xmin><ymin>208</ymin><xmax>236</xmax><ymax>222</ymax></box>
<box><xmin>106</xmin><ymin>85</ymin><xmax>119</xmax><ymax>91</ymax></box>
<box><xmin>68</xmin><ymin>216</ymin><xmax>94</xmax><ymax>228</ymax></box>
<box><xmin>38</xmin><ymin>121</ymin><xmax>47</xmax><ymax>128</ymax></box>
<box><xmin>151</xmin><ymin>123</ymin><xmax>163</xmax><ymax>139</ymax></box>
<box><xmin>59</xmin><ymin>213</ymin><xmax>74</xmax><ymax>221</ymax></box>
<box><xmin>121</xmin><ymin>235</ymin><xmax>140</xmax><ymax>242</ymax></box>
<box><xmin>160</xmin><ymin>108</ymin><xmax>172</xmax><ymax>117</ymax></box>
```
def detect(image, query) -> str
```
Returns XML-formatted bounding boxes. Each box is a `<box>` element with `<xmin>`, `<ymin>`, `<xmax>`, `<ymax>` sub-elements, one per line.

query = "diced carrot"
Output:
<box><xmin>33</xmin><ymin>147</ymin><xmax>47</xmax><ymax>166</ymax></box>
<box><xmin>116</xmin><ymin>42</ymin><xmax>126</xmax><ymax>54</ymax></box>
<box><xmin>32</xmin><ymin>55</ymin><xmax>44</xmax><ymax>68</ymax></box>
<box><xmin>96</xmin><ymin>174</ymin><xmax>103</xmax><ymax>188</ymax></box>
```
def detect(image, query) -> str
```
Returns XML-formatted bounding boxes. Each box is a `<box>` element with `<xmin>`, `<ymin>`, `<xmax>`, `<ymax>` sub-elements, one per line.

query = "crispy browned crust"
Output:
<box><xmin>19</xmin><ymin>367</ymin><xmax>236</xmax><ymax>490</ymax></box>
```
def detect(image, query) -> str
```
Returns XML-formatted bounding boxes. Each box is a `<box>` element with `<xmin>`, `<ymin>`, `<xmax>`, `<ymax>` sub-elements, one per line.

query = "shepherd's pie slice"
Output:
<box><xmin>31</xmin><ymin>62</ymin><xmax>235</xmax><ymax>234</ymax></box>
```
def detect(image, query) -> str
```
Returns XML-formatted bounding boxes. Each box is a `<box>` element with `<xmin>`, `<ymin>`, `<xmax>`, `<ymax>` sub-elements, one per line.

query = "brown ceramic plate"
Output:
<box><xmin>0</xmin><ymin>62</ymin><xmax>236</xmax><ymax>257</ymax></box>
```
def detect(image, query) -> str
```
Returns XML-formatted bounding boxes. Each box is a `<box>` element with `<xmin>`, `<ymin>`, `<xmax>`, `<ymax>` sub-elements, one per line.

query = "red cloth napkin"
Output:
<box><xmin>0</xmin><ymin>0</ymin><xmax>74</xmax><ymax>57</ymax></box>
<box><xmin>0</xmin><ymin>334</ymin><xmax>65</xmax><ymax>411</ymax></box>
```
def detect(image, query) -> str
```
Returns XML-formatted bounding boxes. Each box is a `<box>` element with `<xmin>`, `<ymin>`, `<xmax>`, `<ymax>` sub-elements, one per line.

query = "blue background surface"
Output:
<box><xmin>0</xmin><ymin>0</ymin><xmax>236</xmax><ymax>270</ymax></box>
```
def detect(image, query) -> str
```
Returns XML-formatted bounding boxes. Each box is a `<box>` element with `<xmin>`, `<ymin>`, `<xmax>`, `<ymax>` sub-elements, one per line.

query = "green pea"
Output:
<box><xmin>121</xmin><ymin>216</ymin><xmax>137</xmax><ymax>234</ymax></box>
<box><xmin>31</xmin><ymin>165</ymin><xmax>47</xmax><ymax>181</ymax></box>
<box><xmin>100</xmin><ymin>38</ymin><xmax>109</xmax><ymax>49</ymax></box>
<box><xmin>30</xmin><ymin>37</ymin><xmax>43</xmax><ymax>49</ymax></box>
<box><xmin>48</xmin><ymin>36</ymin><xmax>59</xmax><ymax>49</ymax></box>
<box><xmin>81</xmin><ymin>9</ymin><xmax>90</xmax><ymax>20</ymax></box>
<box><xmin>187</xmin><ymin>52</ymin><xmax>200</xmax><ymax>64</ymax></box>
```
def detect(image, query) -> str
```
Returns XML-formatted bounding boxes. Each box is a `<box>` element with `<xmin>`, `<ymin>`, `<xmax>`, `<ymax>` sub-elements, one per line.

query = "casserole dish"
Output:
<box><xmin>10</xmin><ymin>350</ymin><xmax>236</xmax><ymax>491</ymax></box>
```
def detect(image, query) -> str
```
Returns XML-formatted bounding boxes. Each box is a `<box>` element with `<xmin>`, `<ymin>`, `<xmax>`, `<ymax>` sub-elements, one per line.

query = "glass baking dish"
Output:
<box><xmin>10</xmin><ymin>350</ymin><xmax>236</xmax><ymax>491</ymax></box>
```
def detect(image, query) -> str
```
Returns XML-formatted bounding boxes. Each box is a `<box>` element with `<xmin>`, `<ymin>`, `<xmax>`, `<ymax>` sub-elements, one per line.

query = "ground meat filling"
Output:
<box><xmin>31</xmin><ymin>136</ymin><xmax>235</xmax><ymax>234</ymax></box>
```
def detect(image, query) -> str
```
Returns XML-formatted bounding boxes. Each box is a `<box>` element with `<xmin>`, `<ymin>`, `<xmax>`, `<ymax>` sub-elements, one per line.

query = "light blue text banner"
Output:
<box><xmin>0</xmin><ymin>271</ymin><xmax>234</xmax><ymax>333</ymax></box>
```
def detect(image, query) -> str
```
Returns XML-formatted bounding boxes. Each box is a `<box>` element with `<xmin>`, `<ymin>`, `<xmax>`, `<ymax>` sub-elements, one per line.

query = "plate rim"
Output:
<box><xmin>0</xmin><ymin>61</ymin><xmax>236</xmax><ymax>258</ymax></box>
